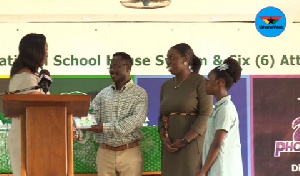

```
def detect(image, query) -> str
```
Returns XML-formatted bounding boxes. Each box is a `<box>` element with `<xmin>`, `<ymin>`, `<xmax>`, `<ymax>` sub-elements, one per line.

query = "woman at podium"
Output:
<box><xmin>7</xmin><ymin>33</ymin><xmax>48</xmax><ymax>176</ymax></box>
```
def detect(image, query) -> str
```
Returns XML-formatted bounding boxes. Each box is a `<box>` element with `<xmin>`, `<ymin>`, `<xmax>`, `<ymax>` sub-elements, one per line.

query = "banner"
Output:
<box><xmin>0</xmin><ymin>23</ymin><xmax>299</xmax><ymax>76</ymax></box>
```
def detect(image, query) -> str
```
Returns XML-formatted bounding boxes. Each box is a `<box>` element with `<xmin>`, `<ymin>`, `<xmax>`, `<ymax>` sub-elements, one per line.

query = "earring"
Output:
<box><xmin>184</xmin><ymin>62</ymin><xmax>187</xmax><ymax>65</ymax></box>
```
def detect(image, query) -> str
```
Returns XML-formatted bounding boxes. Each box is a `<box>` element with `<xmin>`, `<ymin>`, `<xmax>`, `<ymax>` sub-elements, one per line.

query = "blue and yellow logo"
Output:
<box><xmin>255</xmin><ymin>6</ymin><xmax>286</xmax><ymax>37</ymax></box>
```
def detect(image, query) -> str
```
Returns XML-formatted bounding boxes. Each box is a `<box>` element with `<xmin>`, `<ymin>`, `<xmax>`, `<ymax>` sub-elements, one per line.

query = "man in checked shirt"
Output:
<box><xmin>88</xmin><ymin>52</ymin><xmax>149</xmax><ymax>176</ymax></box>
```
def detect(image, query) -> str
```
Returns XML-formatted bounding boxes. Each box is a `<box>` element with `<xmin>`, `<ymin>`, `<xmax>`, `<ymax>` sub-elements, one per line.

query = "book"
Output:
<box><xmin>73</xmin><ymin>114</ymin><xmax>97</xmax><ymax>129</ymax></box>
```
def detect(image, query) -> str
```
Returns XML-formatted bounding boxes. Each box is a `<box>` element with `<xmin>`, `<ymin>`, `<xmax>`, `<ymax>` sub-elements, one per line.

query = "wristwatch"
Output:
<box><xmin>182</xmin><ymin>138</ymin><xmax>189</xmax><ymax>145</ymax></box>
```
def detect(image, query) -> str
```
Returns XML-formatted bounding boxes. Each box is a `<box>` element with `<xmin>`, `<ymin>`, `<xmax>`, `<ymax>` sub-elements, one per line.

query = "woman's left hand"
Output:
<box><xmin>170</xmin><ymin>139</ymin><xmax>186</xmax><ymax>149</ymax></box>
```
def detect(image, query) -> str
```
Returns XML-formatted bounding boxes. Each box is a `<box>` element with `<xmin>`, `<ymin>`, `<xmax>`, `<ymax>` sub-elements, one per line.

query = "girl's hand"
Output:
<box><xmin>195</xmin><ymin>170</ymin><xmax>207</xmax><ymax>176</ymax></box>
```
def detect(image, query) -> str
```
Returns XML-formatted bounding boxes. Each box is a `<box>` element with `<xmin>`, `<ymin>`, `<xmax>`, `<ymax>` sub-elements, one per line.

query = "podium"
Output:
<box><xmin>2</xmin><ymin>94</ymin><xmax>91</xmax><ymax>176</ymax></box>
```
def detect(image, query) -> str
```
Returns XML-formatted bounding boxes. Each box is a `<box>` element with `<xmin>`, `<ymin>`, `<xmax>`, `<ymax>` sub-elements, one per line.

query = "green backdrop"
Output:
<box><xmin>0</xmin><ymin>127</ymin><xmax>161</xmax><ymax>174</ymax></box>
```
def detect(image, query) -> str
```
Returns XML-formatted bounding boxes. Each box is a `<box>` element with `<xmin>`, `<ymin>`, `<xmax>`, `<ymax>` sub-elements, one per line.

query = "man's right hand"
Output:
<box><xmin>87</xmin><ymin>124</ymin><xmax>103</xmax><ymax>133</ymax></box>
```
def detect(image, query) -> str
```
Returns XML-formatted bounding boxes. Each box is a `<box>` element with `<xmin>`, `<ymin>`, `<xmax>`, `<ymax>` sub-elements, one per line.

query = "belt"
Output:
<box><xmin>162</xmin><ymin>112</ymin><xmax>198</xmax><ymax>138</ymax></box>
<box><xmin>100</xmin><ymin>141</ymin><xmax>140</xmax><ymax>151</ymax></box>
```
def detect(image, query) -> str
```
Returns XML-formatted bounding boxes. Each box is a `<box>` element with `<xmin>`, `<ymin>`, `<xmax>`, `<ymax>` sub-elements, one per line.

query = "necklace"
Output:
<box><xmin>174</xmin><ymin>73</ymin><xmax>190</xmax><ymax>89</ymax></box>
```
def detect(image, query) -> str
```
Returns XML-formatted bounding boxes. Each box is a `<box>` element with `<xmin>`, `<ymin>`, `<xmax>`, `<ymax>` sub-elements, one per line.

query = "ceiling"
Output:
<box><xmin>0</xmin><ymin>0</ymin><xmax>299</xmax><ymax>23</ymax></box>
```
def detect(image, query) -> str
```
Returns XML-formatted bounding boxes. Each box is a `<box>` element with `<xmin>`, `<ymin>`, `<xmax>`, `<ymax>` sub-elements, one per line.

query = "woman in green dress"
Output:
<box><xmin>159</xmin><ymin>43</ymin><xmax>213</xmax><ymax>176</ymax></box>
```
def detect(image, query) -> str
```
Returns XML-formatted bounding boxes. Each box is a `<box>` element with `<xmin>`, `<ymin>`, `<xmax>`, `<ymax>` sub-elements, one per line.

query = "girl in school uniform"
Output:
<box><xmin>196</xmin><ymin>57</ymin><xmax>243</xmax><ymax>176</ymax></box>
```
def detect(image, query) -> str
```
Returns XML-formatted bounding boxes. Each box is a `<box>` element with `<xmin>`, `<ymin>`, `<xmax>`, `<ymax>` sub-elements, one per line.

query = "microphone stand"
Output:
<box><xmin>0</xmin><ymin>86</ymin><xmax>40</xmax><ymax>96</ymax></box>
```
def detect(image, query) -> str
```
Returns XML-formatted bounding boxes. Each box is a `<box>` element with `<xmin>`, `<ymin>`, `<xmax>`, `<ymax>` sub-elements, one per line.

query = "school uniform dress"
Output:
<box><xmin>202</xmin><ymin>95</ymin><xmax>243</xmax><ymax>176</ymax></box>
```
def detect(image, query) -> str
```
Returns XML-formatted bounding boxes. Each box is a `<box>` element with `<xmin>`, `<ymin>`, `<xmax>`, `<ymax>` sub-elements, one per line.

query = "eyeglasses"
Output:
<box><xmin>108</xmin><ymin>64</ymin><xmax>128</xmax><ymax>70</ymax></box>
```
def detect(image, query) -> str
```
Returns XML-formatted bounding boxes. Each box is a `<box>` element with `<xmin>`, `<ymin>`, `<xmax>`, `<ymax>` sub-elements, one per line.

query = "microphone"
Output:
<box><xmin>38</xmin><ymin>69</ymin><xmax>53</xmax><ymax>94</ymax></box>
